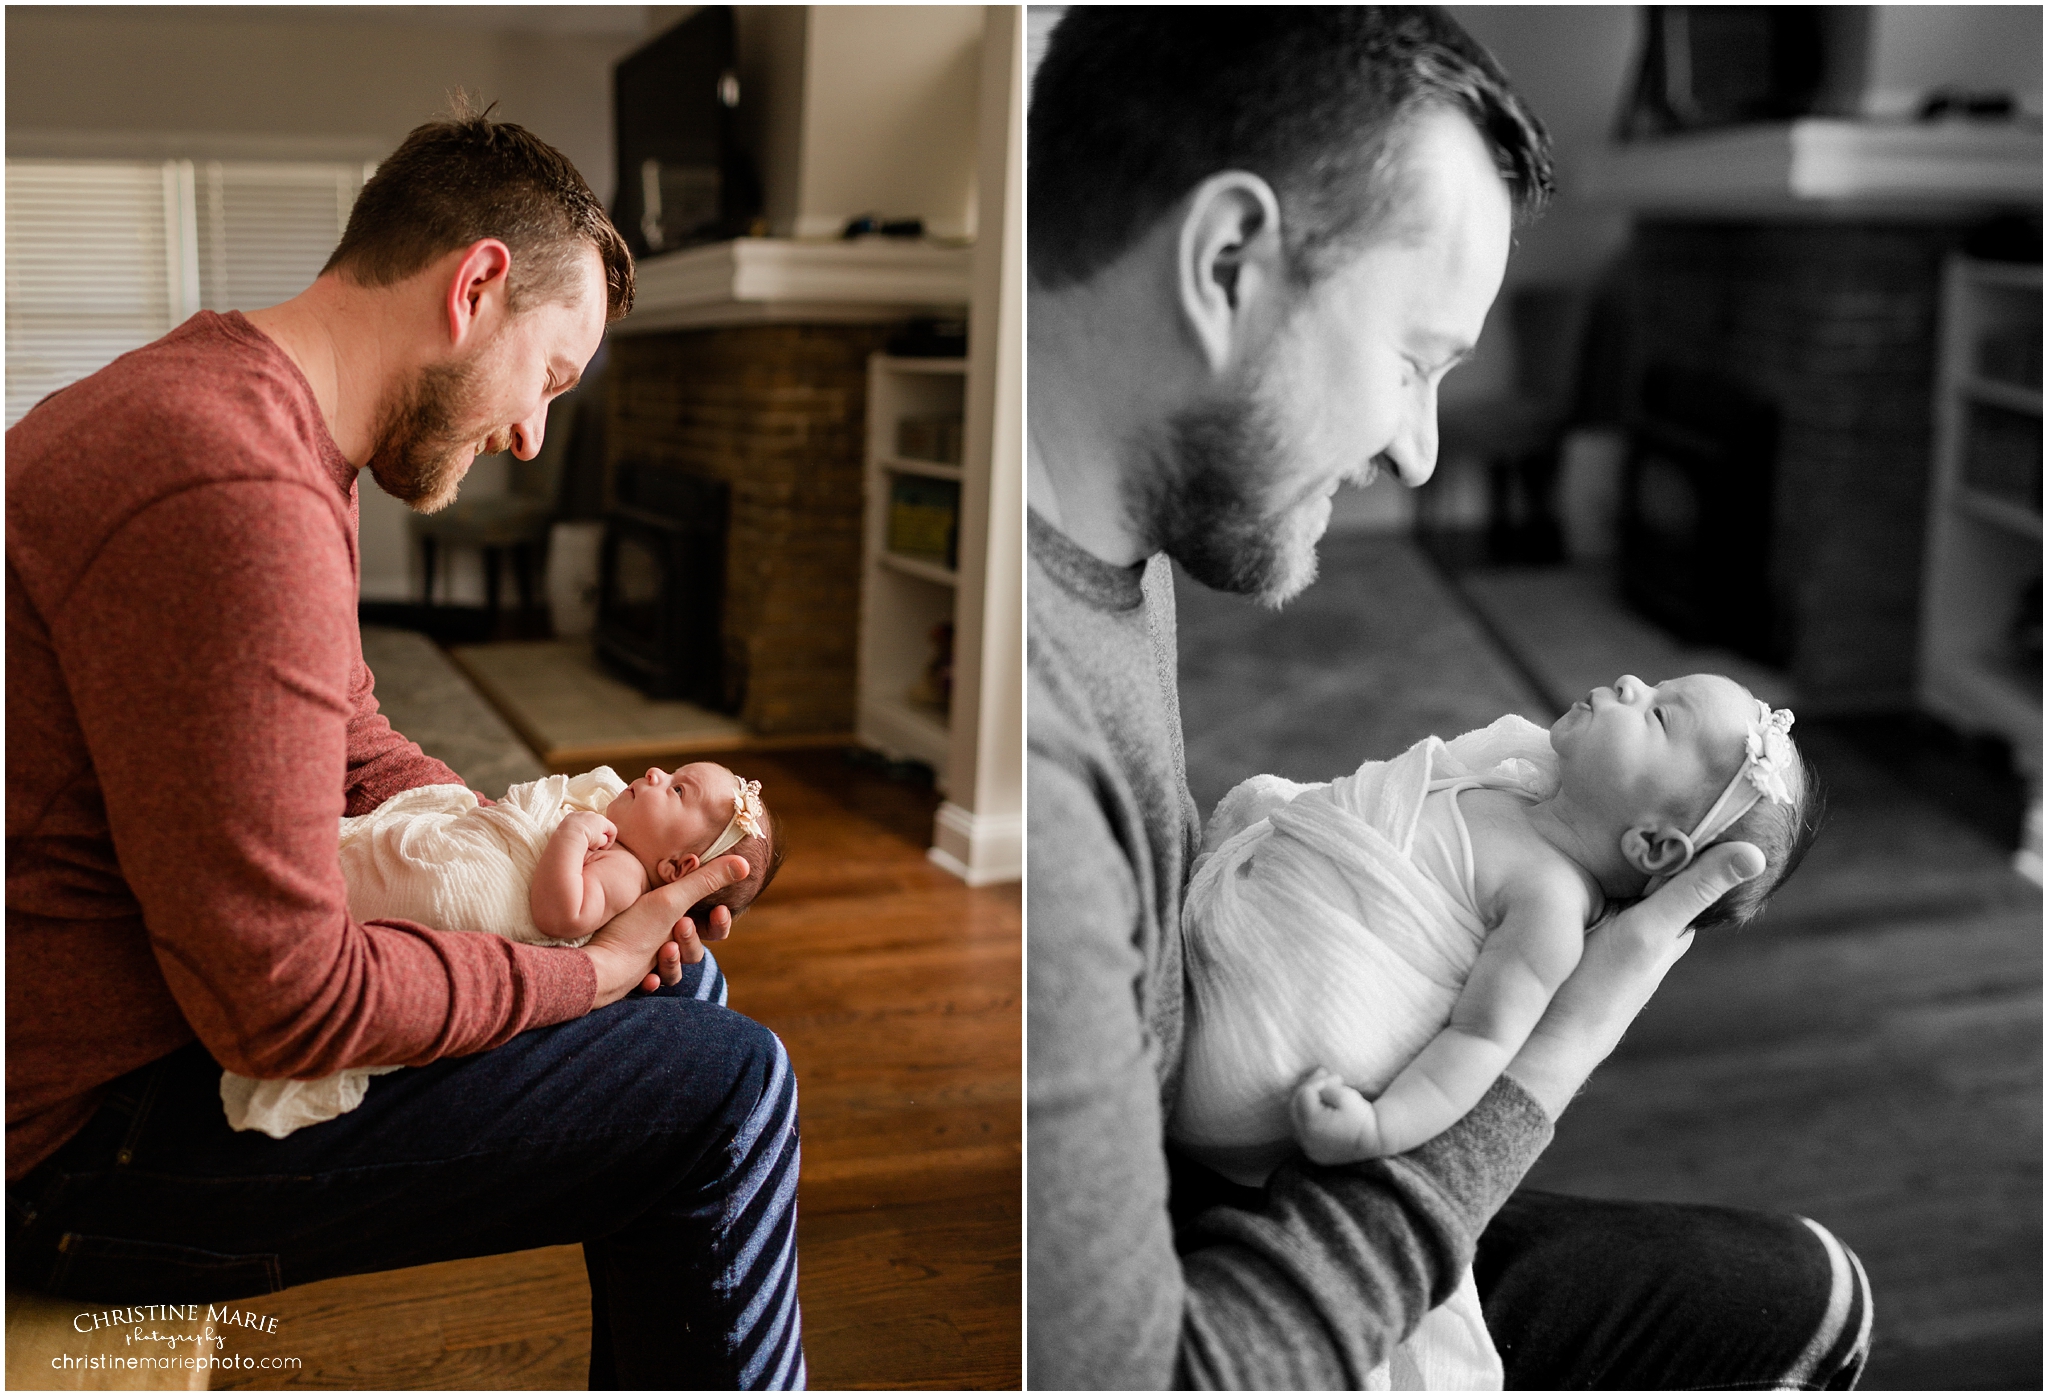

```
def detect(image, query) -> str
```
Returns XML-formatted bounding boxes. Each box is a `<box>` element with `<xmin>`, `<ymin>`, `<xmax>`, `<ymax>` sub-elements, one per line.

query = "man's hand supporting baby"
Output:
<box><xmin>582</xmin><ymin>854</ymin><xmax>750</xmax><ymax>1007</ymax></box>
<box><xmin>1503</xmin><ymin>840</ymin><xmax>1763</xmax><ymax>1120</ymax></box>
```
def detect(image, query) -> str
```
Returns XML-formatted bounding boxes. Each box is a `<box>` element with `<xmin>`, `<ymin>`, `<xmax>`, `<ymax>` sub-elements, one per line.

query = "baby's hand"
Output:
<box><xmin>560</xmin><ymin>810</ymin><xmax>617</xmax><ymax>854</ymax></box>
<box><xmin>1290</xmin><ymin>1067</ymin><xmax>1390</xmax><ymax>1164</ymax></box>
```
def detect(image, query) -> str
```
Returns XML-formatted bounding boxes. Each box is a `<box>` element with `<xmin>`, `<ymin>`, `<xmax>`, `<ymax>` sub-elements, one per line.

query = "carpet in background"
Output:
<box><xmin>1455</xmin><ymin>561</ymin><xmax>1796</xmax><ymax>711</ymax></box>
<box><xmin>360</xmin><ymin>626</ymin><xmax>545</xmax><ymax>798</ymax></box>
<box><xmin>449</xmin><ymin>639</ymin><xmax>752</xmax><ymax>768</ymax></box>
<box><xmin>1172</xmin><ymin>533</ymin><xmax>1551</xmax><ymax>820</ymax></box>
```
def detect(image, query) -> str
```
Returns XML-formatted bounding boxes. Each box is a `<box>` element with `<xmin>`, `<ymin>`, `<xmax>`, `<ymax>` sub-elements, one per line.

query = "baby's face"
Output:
<box><xmin>608</xmin><ymin>761</ymin><xmax>742</xmax><ymax>867</ymax></box>
<box><xmin>1549</xmin><ymin>673</ymin><xmax>1756</xmax><ymax>831</ymax></box>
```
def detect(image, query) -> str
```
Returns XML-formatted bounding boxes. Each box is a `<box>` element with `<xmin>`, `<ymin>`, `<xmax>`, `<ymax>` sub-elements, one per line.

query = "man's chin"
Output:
<box><xmin>366</xmin><ymin>454</ymin><xmax>470</xmax><ymax>515</ymax></box>
<box><xmin>1242</xmin><ymin>497</ymin><xmax>1328</xmax><ymax>609</ymax></box>
<box><xmin>1172</xmin><ymin>512</ymin><xmax>1320</xmax><ymax>610</ymax></box>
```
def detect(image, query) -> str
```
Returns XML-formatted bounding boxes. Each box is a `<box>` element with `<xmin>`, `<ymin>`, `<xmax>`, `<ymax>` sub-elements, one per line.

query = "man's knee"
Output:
<box><xmin>1787</xmin><ymin>1216</ymin><xmax>1872</xmax><ymax>1390</ymax></box>
<box><xmin>1478</xmin><ymin>1191</ymin><xmax>1871</xmax><ymax>1390</ymax></box>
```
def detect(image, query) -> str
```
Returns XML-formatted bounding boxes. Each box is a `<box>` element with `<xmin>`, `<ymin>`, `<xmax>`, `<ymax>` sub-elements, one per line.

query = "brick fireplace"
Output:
<box><xmin>1584</xmin><ymin>117</ymin><xmax>2039</xmax><ymax>714</ymax></box>
<box><xmin>1624</xmin><ymin>218</ymin><xmax>1965</xmax><ymax>711</ymax></box>
<box><xmin>605</xmin><ymin>323</ymin><xmax>895</xmax><ymax>735</ymax></box>
<box><xmin>596</xmin><ymin>236</ymin><xmax>974</xmax><ymax>737</ymax></box>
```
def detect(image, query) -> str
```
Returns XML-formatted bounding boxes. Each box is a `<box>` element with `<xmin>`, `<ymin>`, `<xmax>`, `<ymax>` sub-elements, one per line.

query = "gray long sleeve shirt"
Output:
<box><xmin>1027</xmin><ymin>509</ymin><xmax>1553</xmax><ymax>1389</ymax></box>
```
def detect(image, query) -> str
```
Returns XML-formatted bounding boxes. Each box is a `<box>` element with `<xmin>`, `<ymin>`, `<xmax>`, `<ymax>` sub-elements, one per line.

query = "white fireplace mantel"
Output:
<box><xmin>612</xmin><ymin>237</ymin><xmax>974</xmax><ymax>335</ymax></box>
<box><xmin>1580</xmin><ymin>118</ymin><xmax>2042</xmax><ymax>219</ymax></box>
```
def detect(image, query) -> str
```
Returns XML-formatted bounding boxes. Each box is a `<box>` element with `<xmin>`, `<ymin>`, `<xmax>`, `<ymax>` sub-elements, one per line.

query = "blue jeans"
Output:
<box><xmin>6</xmin><ymin>953</ymin><xmax>806</xmax><ymax>1389</ymax></box>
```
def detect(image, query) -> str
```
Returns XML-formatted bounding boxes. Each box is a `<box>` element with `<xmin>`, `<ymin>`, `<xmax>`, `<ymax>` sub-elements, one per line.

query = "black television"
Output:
<box><xmin>612</xmin><ymin>7</ymin><xmax>762</xmax><ymax>257</ymax></box>
<box><xmin>1617</xmin><ymin>7</ymin><xmax>1846</xmax><ymax>139</ymax></box>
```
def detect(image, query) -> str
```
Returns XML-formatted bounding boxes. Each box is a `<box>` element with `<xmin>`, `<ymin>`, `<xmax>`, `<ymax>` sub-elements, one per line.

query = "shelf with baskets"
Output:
<box><xmin>858</xmin><ymin>355</ymin><xmax>970</xmax><ymax>779</ymax></box>
<box><xmin>1918</xmin><ymin>254</ymin><xmax>2041</xmax><ymax>881</ymax></box>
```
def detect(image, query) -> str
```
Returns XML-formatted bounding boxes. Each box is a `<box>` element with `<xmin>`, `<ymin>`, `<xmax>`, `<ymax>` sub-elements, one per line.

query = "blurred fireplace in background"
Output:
<box><xmin>1620</xmin><ymin>218</ymin><xmax>1996</xmax><ymax>713</ymax></box>
<box><xmin>595</xmin><ymin>463</ymin><xmax>730</xmax><ymax>710</ymax></box>
<box><xmin>1620</xmin><ymin>363</ymin><xmax>1783</xmax><ymax>665</ymax></box>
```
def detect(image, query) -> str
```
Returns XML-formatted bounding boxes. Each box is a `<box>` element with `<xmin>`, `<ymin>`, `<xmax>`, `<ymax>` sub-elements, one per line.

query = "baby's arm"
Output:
<box><xmin>530</xmin><ymin>811</ymin><xmax>649</xmax><ymax>941</ymax></box>
<box><xmin>1293</xmin><ymin>866</ymin><xmax>1588</xmax><ymax>1162</ymax></box>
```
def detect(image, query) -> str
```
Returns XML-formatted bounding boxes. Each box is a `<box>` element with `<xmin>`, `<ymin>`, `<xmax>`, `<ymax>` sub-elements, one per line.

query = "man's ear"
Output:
<box><xmin>656</xmin><ymin>852</ymin><xmax>701</xmax><ymax>886</ymax></box>
<box><xmin>1176</xmin><ymin>171</ymin><xmax>1286</xmax><ymax>375</ymax></box>
<box><xmin>1621</xmin><ymin>822</ymin><xmax>1694</xmax><ymax>877</ymax></box>
<box><xmin>443</xmin><ymin>238</ymin><xmax>514</xmax><ymax>349</ymax></box>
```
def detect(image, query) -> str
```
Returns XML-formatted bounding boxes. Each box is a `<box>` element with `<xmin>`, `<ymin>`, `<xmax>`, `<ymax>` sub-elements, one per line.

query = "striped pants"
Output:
<box><xmin>1477</xmin><ymin>1190</ymin><xmax>1872</xmax><ymax>1389</ymax></box>
<box><xmin>6</xmin><ymin>951</ymin><xmax>807</xmax><ymax>1389</ymax></box>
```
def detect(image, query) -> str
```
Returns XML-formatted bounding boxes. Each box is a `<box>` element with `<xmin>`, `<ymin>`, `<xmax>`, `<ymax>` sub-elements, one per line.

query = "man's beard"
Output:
<box><xmin>1134</xmin><ymin>383</ymin><xmax>1327</xmax><ymax>609</ymax></box>
<box><xmin>363</xmin><ymin>357</ymin><xmax>497</xmax><ymax>515</ymax></box>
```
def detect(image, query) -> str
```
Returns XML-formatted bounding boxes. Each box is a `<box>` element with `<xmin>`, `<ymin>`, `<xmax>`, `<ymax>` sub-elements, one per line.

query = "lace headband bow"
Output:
<box><xmin>701</xmin><ymin>775</ymin><xmax>764</xmax><ymax>863</ymax></box>
<box><xmin>1651</xmin><ymin>700</ymin><xmax>1795</xmax><ymax>890</ymax></box>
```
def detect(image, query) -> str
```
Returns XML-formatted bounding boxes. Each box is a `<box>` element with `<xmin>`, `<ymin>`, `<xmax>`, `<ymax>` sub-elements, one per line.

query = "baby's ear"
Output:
<box><xmin>1621</xmin><ymin>821</ymin><xmax>1693</xmax><ymax>877</ymax></box>
<box><xmin>657</xmin><ymin>852</ymin><xmax>701</xmax><ymax>885</ymax></box>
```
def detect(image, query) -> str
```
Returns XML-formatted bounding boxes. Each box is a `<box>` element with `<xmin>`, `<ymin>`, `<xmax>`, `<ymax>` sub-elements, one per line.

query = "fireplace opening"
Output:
<box><xmin>1619</xmin><ymin>363</ymin><xmax>1786</xmax><ymax>666</ymax></box>
<box><xmin>594</xmin><ymin>462</ymin><xmax>732</xmax><ymax>710</ymax></box>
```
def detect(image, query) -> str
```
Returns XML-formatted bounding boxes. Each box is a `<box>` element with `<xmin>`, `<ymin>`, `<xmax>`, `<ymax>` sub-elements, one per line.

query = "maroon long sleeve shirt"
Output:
<box><xmin>5</xmin><ymin>311</ymin><xmax>596</xmax><ymax>1179</ymax></box>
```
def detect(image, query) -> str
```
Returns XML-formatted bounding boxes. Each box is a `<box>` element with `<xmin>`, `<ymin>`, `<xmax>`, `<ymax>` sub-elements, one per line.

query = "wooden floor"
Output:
<box><xmin>211</xmin><ymin>747</ymin><xmax>1020</xmax><ymax>1390</ymax></box>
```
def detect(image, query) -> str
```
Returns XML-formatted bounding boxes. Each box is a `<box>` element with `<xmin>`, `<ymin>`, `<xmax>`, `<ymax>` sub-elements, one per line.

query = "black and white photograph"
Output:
<box><xmin>1025</xmin><ymin>6</ymin><xmax>2039</xmax><ymax>1391</ymax></box>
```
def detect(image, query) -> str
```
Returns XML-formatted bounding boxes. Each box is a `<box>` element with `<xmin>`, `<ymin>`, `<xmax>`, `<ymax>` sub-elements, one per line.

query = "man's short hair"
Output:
<box><xmin>324</xmin><ymin>94</ymin><xmax>635</xmax><ymax>321</ymax></box>
<box><xmin>1029</xmin><ymin>7</ymin><xmax>1553</xmax><ymax>289</ymax></box>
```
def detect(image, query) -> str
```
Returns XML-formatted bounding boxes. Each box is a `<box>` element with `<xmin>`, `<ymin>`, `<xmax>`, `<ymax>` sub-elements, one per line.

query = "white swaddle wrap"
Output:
<box><xmin>220</xmin><ymin>767</ymin><xmax>628</xmax><ymax>1139</ymax></box>
<box><xmin>1171</xmin><ymin>715</ymin><xmax>1559</xmax><ymax>1391</ymax></box>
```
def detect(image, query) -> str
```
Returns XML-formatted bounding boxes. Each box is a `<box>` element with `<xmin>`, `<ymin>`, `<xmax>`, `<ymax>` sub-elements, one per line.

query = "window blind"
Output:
<box><xmin>196</xmin><ymin>161</ymin><xmax>367</xmax><ymax>313</ymax></box>
<box><xmin>5</xmin><ymin>160</ymin><xmax>179</xmax><ymax>427</ymax></box>
<box><xmin>5</xmin><ymin>157</ymin><xmax>370</xmax><ymax>428</ymax></box>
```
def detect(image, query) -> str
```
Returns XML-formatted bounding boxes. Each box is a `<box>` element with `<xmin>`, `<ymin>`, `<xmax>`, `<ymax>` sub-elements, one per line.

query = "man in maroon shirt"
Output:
<box><xmin>7</xmin><ymin>105</ymin><xmax>804</xmax><ymax>1389</ymax></box>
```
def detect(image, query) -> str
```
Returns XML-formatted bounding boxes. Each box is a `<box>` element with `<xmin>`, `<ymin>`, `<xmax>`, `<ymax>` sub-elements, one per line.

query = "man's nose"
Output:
<box><xmin>509</xmin><ymin>407</ymin><xmax>547</xmax><ymax>461</ymax></box>
<box><xmin>1382</xmin><ymin>384</ymin><xmax>1440</xmax><ymax>487</ymax></box>
<box><xmin>1617</xmin><ymin>674</ymin><xmax>1646</xmax><ymax>701</ymax></box>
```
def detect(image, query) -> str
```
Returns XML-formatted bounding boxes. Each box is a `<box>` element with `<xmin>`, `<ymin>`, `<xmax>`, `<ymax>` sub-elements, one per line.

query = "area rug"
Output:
<box><xmin>1454</xmin><ymin>561</ymin><xmax>1797</xmax><ymax>712</ymax></box>
<box><xmin>1173</xmin><ymin>533</ymin><xmax>1551</xmax><ymax>818</ymax></box>
<box><xmin>444</xmin><ymin>639</ymin><xmax>759</xmax><ymax>767</ymax></box>
<box><xmin>360</xmin><ymin>626</ymin><xmax>545</xmax><ymax>799</ymax></box>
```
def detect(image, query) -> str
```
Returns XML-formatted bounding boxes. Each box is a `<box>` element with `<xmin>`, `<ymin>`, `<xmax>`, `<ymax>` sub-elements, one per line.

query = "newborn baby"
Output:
<box><xmin>1171</xmin><ymin>674</ymin><xmax>1817</xmax><ymax>1389</ymax></box>
<box><xmin>222</xmin><ymin>762</ymin><xmax>782</xmax><ymax>1138</ymax></box>
<box><xmin>531</xmin><ymin>763</ymin><xmax>776</xmax><ymax>944</ymax></box>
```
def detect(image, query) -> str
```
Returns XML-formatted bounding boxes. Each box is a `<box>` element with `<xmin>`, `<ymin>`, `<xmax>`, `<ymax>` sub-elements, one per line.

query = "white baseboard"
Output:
<box><xmin>927</xmin><ymin>800</ymin><xmax>1021</xmax><ymax>886</ymax></box>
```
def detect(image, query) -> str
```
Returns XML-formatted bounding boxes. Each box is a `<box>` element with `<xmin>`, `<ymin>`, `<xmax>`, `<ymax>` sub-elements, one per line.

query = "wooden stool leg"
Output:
<box><xmin>512</xmin><ymin>542</ymin><xmax>538</xmax><ymax>631</ymax></box>
<box><xmin>483</xmin><ymin>546</ymin><xmax>503</xmax><ymax>629</ymax></box>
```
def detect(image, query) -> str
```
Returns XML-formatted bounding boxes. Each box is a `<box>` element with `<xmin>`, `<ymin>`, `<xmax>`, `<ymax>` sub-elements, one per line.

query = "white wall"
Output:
<box><xmin>797</xmin><ymin>7</ymin><xmax>983</xmax><ymax>240</ymax></box>
<box><xmin>1862</xmin><ymin>5</ymin><xmax>2043</xmax><ymax>118</ymax></box>
<box><xmin>5</xmin><ymin>7</ymin><xmax>646</xmax><ymax>204</ymax></box>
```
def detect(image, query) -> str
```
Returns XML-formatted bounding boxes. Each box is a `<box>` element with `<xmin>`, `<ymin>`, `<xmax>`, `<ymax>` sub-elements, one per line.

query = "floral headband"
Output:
<box><xmin>1651</xmin><ymin>700</ymin><xmax>1795</xmax><ymax>890</ymax></box>
<box><xmin>701</xmin><ymin>775</ymin><xmax>764</xmax><ymax>862</ymax></box>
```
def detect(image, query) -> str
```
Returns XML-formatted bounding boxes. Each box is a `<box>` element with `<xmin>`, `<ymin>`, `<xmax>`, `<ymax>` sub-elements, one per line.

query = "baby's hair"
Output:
<box><xmin>1692</xmin><ymin>733</ymin><xmax>1824</xmax><ymax>929</ymax></box>
<box><xmin>687</xmin><ymin>802</ymin><xmax>785</xmax><ymax>924</ymax></box>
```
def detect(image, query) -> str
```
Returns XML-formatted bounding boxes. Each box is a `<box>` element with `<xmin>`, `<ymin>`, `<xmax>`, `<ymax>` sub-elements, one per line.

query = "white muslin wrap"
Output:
<box><xmin>220</xmin><ymin>767</ymin><xmax>628</xmax><ymax>1139</ymax></box>
<box><xmin>1171</xmin><ymin>715</ymin><xmax>1559</xmax><ymax>1391</ymax></box>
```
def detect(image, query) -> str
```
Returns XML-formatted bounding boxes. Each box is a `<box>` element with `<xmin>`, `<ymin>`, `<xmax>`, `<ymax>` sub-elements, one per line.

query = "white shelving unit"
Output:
<box><xmin>858</xmin><ymin>355</ymin><xmax>969</xmax><ymax>785</ymax></box>
<box><xmin>1918</xmin><ymin>255</ymin><xmax>2042</xmax><ymax>882</ymax></box>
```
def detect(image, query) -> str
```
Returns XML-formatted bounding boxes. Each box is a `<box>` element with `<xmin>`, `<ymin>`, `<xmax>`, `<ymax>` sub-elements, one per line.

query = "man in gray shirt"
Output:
<box><xmin>1026</xmin><ymin>10</ymin><xmax>1872</xmax><ymax>1388</ymax></box>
